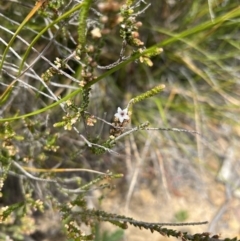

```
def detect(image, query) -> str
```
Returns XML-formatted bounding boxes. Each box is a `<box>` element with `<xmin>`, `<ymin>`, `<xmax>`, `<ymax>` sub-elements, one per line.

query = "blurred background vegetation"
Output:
<box><xmin>0</xmin><ymin>0</ymin><xmax>240</xmax><ymax>240</ymax></box>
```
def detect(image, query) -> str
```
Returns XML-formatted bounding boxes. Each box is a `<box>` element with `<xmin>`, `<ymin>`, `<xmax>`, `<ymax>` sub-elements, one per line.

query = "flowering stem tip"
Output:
<box><xmin>129</xmin><ymin>84</ymin><xmax>165</xmax><ymax>106</ymax></box>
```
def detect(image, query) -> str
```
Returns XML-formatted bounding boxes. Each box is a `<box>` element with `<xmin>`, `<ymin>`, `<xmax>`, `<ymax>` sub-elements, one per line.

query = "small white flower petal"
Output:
<box><xmin>114</xmin><ymin>107</ymin><xmax>129</xmax><ymax>123</ymax></box>
<box><xmin>119</xmin><ymin>115</ymin><xmax>124</xmax><ymax>123</ymax></box>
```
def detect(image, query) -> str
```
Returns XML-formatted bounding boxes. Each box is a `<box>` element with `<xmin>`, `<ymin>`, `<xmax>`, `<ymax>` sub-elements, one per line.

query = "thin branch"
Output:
<box><xmin>110</xmin><ymin>122</ymin><xmax>150</xmax><ymax>144</ymax></box>
<box><xmin>106</xmin><ymin>218</ymin><xmax>208</xmax><ymax>227</ymax></box>
<box><xmin>145</xmin><ymin>127</ymin><xmax>202</xmax><ymax>136</ymax></box>
<box><xmin>73</xmin><ymin>127</ymin><xmax>121</xmax><ymax>155</ymax></box>
<box><xmin>12</xmin><ymin>161</ymin><xmax>56</xmax><ymax>183</ymax></box>
<box><xmin>22</xmin><ymin>167</ymin><xmax>106</xmax><ymax>175</ymax></box>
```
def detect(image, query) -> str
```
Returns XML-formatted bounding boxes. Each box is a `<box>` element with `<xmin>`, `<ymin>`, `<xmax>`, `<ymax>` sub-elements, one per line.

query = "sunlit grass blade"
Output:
<box><xmin>0</xmin><ymin>0</ymin><xmax>47</xmax><ymax>72</ymax></box>
<box><xmin>18</xmin><ymin>2</ymin><xmax>84</xmax><ymax>75</ymax></box>
<box><xmin>0</xmin><ymin>80</ymin><xmax>17</xmax><ymax>105</ymax></box>
<box><xmin>152</xmin><ymin>6</ymin><xmax>240</xmax><ymax>49</ymax></box>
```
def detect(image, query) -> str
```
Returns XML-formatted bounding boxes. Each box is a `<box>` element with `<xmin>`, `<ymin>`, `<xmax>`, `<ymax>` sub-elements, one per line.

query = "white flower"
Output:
<box><xmin>114</xmin><ymin>107</ymin><xmax>129</xmax><ymax>123</ymax></box>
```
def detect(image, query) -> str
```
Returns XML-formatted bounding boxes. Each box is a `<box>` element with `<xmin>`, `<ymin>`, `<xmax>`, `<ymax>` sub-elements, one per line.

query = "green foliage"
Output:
<box><xmin>174</xmin><ymin>210</ymin><xmax>189</xmax><ymax>222</ymax></box>
<box><xmin>129</xmin><ymin>84</ymin><xmax>165</xmax><ymax>106</ymax></box>
<box><xmin>94</xmin><ymin>225</ymin><xmax>124</xmax><ymax>241</ymax></box>
<box><xmin>78</xmin><ymin>0</ymin><xmax>93</xmax><ymax>46</ymax></box>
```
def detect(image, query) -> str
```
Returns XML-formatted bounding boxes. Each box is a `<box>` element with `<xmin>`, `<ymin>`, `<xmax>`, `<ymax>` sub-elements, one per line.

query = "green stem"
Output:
<box><xmin>78</xmin><ymin>0</ymin><xmax>93</xmax><ymax>47</ymax></box>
